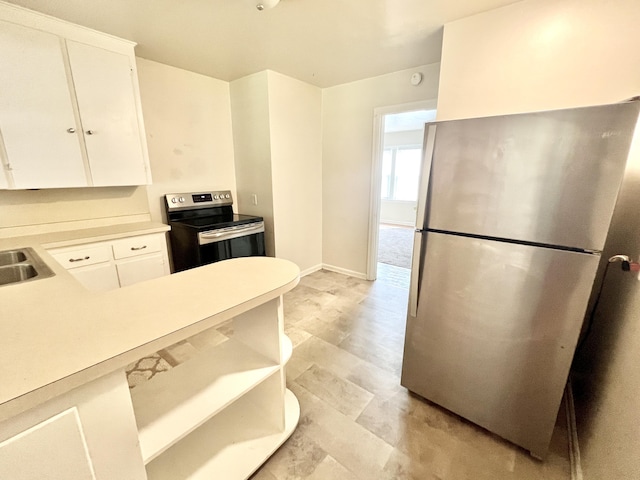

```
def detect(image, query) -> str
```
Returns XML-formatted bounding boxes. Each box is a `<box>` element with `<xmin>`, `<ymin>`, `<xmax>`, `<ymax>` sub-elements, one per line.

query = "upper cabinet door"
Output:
<box><xmin>0</xmin><ymin>21</ymin><xmax>87</xmax><ymax>188</ymax></box>
<box><xmin>66</xmin><ymin>40</ymin><xmax>149</xmax><ymax>187</ymax></box>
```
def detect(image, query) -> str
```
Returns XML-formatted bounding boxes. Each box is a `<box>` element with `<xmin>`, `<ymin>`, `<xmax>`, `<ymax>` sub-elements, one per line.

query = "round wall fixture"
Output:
<box><xmin>256</xmin><ymin>0</ymin><xmax>280</xmax><ymax>10</ymax></box>
<box><xmin>411</xmin><ymin>72</ymin><xmax>423</xmax><ymax>86</ymax></box>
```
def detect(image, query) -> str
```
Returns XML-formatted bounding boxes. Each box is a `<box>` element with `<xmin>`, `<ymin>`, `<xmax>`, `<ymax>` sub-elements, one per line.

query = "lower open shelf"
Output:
<box><xmin>145</xmin><ymin>388</ymin><xmax>300</xmax><ymax>480</ymax></box>
<box><xmin>130</xmin><ymin>338</ymin><xmax>280</xmax><ymax>463</ymax></box>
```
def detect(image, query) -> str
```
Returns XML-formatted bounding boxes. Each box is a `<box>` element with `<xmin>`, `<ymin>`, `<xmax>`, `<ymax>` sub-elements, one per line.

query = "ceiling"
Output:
<box><xmin>5</xmin><ymin>0</ymin><xmax>521</xmax><ymax>88</ymax></box>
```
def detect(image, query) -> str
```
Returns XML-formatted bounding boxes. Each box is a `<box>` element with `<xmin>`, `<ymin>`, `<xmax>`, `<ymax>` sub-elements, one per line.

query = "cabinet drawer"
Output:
<box><xmin>112</xmin><ymin>234</ymin><xmax>162</xmax><ymax>260</ymax></box>
<box><xmin>50</xmin><ymin>245</ymin><xmax>112</xmax><ymax>269</ymax></box>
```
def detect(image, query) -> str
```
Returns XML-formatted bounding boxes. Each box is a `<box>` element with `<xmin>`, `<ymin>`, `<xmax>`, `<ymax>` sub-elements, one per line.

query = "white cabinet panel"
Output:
<box><xmin>0</xmin><ymin>20</ymin><xmax>87</xmax><ymax>188</ymax></box>
<box><xmin>117</xmin><ymin>254</ymin><xmax>166</xmax><ymax>287</ymax></box>
<box><xmin>66</xmin><ymin>40</ymin><xmax>148</xmax><ymax>186</ymax></box>
<box><xmin>71</xmin><ymin>263</ymin><xmax>121</xmax><ymax>292</ymax></box>
<box><xmin>0</xmin><ymin>408</ymin><xmax>96</xmax><ymax>480</ymax></box>
<box><xmin>48</xmin><ymin>232</ymin><xmax>170</xmax><ymax>291</ymax></box>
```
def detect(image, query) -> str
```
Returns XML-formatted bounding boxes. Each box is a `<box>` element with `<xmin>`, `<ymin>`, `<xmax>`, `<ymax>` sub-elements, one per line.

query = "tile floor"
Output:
<box><xmin>127</xmin><ymin>263</ymin><xmax>572</xmax><ymax>479</ymax></box>
<box><xmin>251</xmin><ymin>263</ymin><xmax>572</xmax><ymax>480</ymax></box>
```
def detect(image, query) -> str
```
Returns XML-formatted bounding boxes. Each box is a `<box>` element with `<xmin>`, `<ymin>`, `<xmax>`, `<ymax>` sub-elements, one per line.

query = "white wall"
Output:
<box><xmin>230</xmin><ymin>71</ymin><xmax>276</xmax><ymax>256</ymax></box>
<box><xmin>268</xmin><ymin>71</ymin><xmax>323</xmax><ymax>274</ymax></box>
<box><xmin>439</xmin><ymin>1</ymin><xmax>640</xmax><ymax>477</ymax></box>
<box><xmin>231</xmin><ymin>71</ymin><xmax>323</xmax><ymax>273</ymax></box>
<box><xmin>136</xmin><ymin>58</ymin><xmax>237</xmax><ymax>224</ymax></box>
<box><xmin>0</xmin><ymin>186</ymin><xmax>149</xmax><ymax>237</ymax></box>
<box><xmin>322</xmin><ymin>64</ymin><xmax>439</xmax><ymax>276</ymax></box>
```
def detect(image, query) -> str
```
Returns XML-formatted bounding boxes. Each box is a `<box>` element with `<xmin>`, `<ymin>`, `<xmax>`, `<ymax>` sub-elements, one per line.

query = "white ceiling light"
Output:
<box><xmin>256</xmin><ymin>0</ymin><xmax>280</xmax><ymax>10</ymax></box>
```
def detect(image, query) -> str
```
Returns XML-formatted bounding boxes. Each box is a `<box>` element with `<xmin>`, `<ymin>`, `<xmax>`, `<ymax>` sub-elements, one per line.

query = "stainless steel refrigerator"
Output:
<box><xmin>400</xmin><ymin>101</ymin><xmax>640</xmax><ymax>458</ymax></box>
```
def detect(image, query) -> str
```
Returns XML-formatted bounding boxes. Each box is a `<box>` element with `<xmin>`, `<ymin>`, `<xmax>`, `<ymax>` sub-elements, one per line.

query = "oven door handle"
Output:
<box><xmin>198</xmin><ymin>222</ymin><xmax>265</xmax><ymax>245</ymax></box>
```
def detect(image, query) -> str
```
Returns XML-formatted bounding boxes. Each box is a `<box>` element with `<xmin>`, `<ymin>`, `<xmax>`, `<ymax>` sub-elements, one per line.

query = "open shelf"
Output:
<box><xmin>282</xmin><ymin>334</ymin><xmax>293</xmax><ymax>365</ymax></box>
<box><xmin>130</xmin><ymin>338</ymin><xmax>280</xmax><ymax>463</ymax></box>
<box><xmin>145</xmin><ymin>388</ymin><xmax>300</xmax><ymax>480</ymax></box>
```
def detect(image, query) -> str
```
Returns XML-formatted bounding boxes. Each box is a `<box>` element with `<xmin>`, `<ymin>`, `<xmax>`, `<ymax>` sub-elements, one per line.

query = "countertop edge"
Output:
<box><xmin>0</xmin><ymin>254</ymin><xmax>300</xmax><ymax>424</ymax></box>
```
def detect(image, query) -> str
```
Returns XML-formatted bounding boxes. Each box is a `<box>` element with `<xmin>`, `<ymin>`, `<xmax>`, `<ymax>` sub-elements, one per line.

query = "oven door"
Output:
<box><xmin>197</xmin><ymin>222</ymin><xmax>265</xmax><ymax>264</ymax></box>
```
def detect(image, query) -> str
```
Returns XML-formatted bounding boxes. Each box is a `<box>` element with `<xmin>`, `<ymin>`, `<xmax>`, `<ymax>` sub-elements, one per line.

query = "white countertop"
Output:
<box><xmin>0</xmin><ymin>224</ymin><xmax>300</xmax><ymax>423</ymax></box>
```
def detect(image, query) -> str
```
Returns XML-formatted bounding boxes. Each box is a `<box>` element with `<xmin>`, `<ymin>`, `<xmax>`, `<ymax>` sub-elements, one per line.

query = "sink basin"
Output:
<box><xmin>0</xmin><ymin>247</ymin><xmax>55</xmax><ymax>287</ymax></box>
<box><xmin>0</xmin><ymin>264</ymin><xmax>38</xmax><ymax>285</ymax></box>
<box><xmin>0</xmin><ymin>250</ymin><xmax>27</xmax><ymax>266</ymax></box>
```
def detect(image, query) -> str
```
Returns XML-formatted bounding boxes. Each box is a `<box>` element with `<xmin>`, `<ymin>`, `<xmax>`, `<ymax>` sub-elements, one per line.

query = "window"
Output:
<box><xmin>381</xmin><ymin>146</ymin><xmax>421</xmax><ymax>201</ymax></box>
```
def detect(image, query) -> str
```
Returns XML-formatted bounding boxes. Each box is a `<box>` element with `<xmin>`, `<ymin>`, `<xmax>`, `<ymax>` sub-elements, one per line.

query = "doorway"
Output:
<box><xmin>367</xmin><ymin>102</ymin><xmax>437</xmax><ymax>281</ymax></box>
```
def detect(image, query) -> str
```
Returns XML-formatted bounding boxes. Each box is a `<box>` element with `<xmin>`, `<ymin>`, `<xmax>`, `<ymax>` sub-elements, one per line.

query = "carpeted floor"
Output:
<box><xmin>377</xmin><ymin>224</ymin><xmax>413</xmax><ymax>269</ymax></box>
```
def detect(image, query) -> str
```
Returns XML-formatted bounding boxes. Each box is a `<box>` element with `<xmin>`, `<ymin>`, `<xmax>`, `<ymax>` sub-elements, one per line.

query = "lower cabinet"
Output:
<box><xmin>48</xmin><ymin>232</ymin><xmax>170</xmax><ymax>291</ymax></box>
<box><xmin>0</xmin><ymin>371</ymin><xmax>147</xmax><ymax>480</ymax></box>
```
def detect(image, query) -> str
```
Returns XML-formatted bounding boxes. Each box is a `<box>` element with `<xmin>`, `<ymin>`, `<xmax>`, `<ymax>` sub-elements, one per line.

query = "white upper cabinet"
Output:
<box><xmin>66</xmin><ymin>41</ymin><xmax>148</xmax><ymax>186</ymax></box>
<box><xmin>0</xmin><ymin>2</ymin><xmax>152</xmax><ymax>189</ymax></box>
<box><xmin>0</xmin><ymin>20</ymin><xmax>88</xmax><ymax>188</ymax></box>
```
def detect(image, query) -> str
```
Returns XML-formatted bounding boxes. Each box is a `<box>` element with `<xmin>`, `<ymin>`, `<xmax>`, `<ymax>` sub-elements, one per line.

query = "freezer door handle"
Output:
<box><xmin>414</xmin><ymin>124</ymin><xmax>437</xmax><ymax>231</ymax></box>
<box><xmin>408</xmin><ymin>231</ymin><xmax>422</xmax><ymax>317</ymax></box>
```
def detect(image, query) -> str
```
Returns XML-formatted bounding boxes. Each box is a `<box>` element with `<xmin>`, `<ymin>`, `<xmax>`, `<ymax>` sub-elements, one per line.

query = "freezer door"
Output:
<box><xmin>425</xmin><ymin>102</ymin><xmax>640</xmax><ymax>250</ymax></box>
<box><xmin>401</xmin><ymin>232</ymin><xmax>600</xmax><ymax>457</ymax></box>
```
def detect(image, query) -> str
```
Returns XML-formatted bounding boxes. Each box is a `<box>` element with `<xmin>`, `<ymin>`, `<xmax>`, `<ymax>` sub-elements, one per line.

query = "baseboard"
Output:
<box><xmin>565</xmin><ymin>379</ymin><xmax>583</xmax><ymax>480</ymax></box>
<box><xmin>322</xmin><ymin>263</ymin><xmax>367</xmax><ymax>279</ymax></box>
<box><xmin>299</xmin><ymin>264</ymin><xmax>322</xmax><ymax>277</ymax></box>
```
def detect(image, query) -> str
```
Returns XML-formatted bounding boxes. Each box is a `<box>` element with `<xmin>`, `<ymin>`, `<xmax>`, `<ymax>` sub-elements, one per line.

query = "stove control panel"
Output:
<box><xmin>165</xmin><ymin>191</ymin><xmax>233</xmax><ymax>210</ymax></box>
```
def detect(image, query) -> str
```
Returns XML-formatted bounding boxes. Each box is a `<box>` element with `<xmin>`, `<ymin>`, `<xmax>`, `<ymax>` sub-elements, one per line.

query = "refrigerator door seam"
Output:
<box><xmin>426</xmin><ymin>228</ymin><xmax>602</xmax><ymax>255</ymax></box>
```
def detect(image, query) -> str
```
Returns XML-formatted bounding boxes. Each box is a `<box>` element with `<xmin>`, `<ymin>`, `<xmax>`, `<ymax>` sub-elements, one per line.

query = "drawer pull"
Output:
<box><xmin>69</xmin><ymin>256</ymin><xmax>90</xmax><ymax>262</ymax></box>
<box><xmin>130</xmin><ymin>245</ymin><xmax>147</xmax><ymax>251</ymax></box>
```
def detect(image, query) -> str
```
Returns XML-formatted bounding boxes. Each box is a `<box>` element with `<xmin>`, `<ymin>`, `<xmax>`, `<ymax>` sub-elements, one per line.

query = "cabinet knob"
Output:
<box><xmin>67</xmin><ymin>128</ymin><xmax>76</xmax><ymax>133</ymax></box>
<box><xmin>85</xmin><ymin>130</ymin><xmax>95</xmax><ymax>135</ymax></box>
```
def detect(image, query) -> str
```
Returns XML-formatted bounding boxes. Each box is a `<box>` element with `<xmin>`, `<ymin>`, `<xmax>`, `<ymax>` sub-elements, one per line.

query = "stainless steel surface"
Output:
<box><xmin>0</xmin><ymin>250</ymin><xmax>27</xmax><ymax>266</ymax></box>
<box><xmin>402</xmin><ymin>102</ymin><xmax>640</xmax><ymax>458</ymax></box>
<box><xmin>0</xmin><ymin>264</ymin><xmax>37</xmax><ymax>285</ymax></box>
<box><xmin>424</xmin><ymin>102</ymin><xmax>640</xmax><ymax>250</ymax></box>
<box><xmin>408</xmin><ymin>231</ymin><xmax>422</xmax><ymax>318</ymax></box>
<box><xmin>414</xmin><ymin>124</ymin><xmax>436</xmax><ymax>232</ymax></box>
<box><xmin>69</xmin><ymin>256</ymin><xmax>91</xmax><ymax>262</ymax></box>
<box><xmin>165</xmin><ymin>190</ymin><xmax>233</xmax><ymax>210</ymax></box>
<box><xmin>66</xmin><ymin>127</ymin><xmax>76</xmax><ymax>133</ymax></box>
<box><xmin>401</xmin><ymin>232</ymin><xmax>600</xmax><ymax>457</ymax></box>
<box><xmin>198</xmin><ymin>222</ymin><xmax>265</xmax><ymax>246</ymax></box>
<box><xmin>0</xmin><ymin>247</ymin><xmax>55</xmax><ymax>287</ymax></box>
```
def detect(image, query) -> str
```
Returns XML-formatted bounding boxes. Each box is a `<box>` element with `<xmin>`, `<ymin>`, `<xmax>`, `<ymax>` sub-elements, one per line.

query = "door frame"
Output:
<box><xmin>366</xmin><ymin>100</ymin><xmax>437</xmax><ymax>281</ymax></box>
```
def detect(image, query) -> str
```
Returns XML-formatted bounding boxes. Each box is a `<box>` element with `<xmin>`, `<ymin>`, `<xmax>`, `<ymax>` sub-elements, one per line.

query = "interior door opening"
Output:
<box><xmin>367</xmin><ymin>103</ymin><xmax>437</xmax><ymax>282</ymax></box>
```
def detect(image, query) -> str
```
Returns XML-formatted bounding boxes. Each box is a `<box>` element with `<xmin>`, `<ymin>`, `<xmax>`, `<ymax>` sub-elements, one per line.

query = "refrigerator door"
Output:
<box><xmin>424</xmin><ymin>102</ymin><xmax>640</xmax><ymax>250</ymax></box>
<box><xmin>401</xmin><ymin>231</ymin><xmax>600</xmax><ymax>457</ymax></box>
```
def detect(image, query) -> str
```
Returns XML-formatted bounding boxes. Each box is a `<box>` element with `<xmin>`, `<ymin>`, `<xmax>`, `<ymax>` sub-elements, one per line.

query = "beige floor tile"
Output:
<box><xmin>256</xmin><ymin>429</ymin><xmax>327</xmax><ymax>480</ymax></box>
<box><xmin>158</xmin><ymin>340</ymin><xmax>199</xmax><ymax>366</ymax></box>
<box><xmin>290</xmin><ymin>383</ymin><xmax>394</xmax><ymax>480</ymax></box>
<box><xmin>284</xmin><ymin>324</ymin><xmax>313</xmax><ymax>348</ymax></box>
<box><xmin>186</xmin><ymin>326</ymin><xmax>229</xmax><ymax>350</ymax></box>
<box><xmin>338</xmin><ymin>332</ymin><xmax>403</xmax><ymax>376</ymax></box>
<box><xmin>383</xmin><ymin>449</ymin><xmax>446</xmax><ymax>480</ymax></box>
<box><xmin>296</xmin><ymin>364</ymin><xmax>374</xmax><ymax>419</ymax></box>
<box><xmin>250</xmin><ymin>466</ymin><xmax>279</xmax><ymax>480</ymax></box>
<box><xmin>306</xmin><ymin>456</ymin><xmax>359</xmax><ymax>480</ymax></box>
<box><xmin>293</xmin><ymin>335</ymin><xmax>365</xmax><ymax>379</ymax></box>
<box><xmin>294</xmin><ymin>315</ymin><xmax>351</xmax><ymax>345</ymax></box>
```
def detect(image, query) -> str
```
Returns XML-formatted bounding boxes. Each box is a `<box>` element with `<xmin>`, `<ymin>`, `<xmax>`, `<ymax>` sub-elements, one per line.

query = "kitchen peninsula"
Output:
<box><xmin>0</xmin><ymin>228</ymin><xmax>300</xmax><ymax>479</ymax></box>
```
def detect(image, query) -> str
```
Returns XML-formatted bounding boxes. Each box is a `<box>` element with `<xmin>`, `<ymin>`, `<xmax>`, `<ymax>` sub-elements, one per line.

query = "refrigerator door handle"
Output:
<box><xmin>409</xmin><ymin>230</ymin><xmax>422</xmax><ymax>317</ymax></box>
<box><xmin>414</xmin><ymin>123</ymin><xmax>437</xmax><ymax>231</ymax></box>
